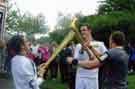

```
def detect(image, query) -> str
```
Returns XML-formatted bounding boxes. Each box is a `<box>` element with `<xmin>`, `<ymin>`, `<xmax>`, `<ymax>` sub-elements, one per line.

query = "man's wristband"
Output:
<box><xmin>98</xmin><ymin>52</ymin><xmax>109</xmax><ymax>62</ymax></box>
<box><xmin>72</xmin><ymin>59</ymin><xmax>78</xmax><ymax>65</ymax></box>
<box><xmin>88</xmin><ymin>45</ymin><xmax>93</xmax><ymax>49</ymax></box>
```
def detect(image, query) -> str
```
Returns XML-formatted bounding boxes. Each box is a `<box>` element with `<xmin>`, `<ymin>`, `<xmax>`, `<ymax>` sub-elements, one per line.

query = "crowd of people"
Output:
<box><xmin>1</xmin><ymin>23</ymin><xmax>135</xmax><ymax>89</ymax></box>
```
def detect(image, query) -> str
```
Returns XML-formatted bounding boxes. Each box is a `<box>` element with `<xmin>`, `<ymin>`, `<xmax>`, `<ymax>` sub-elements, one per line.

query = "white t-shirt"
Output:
<box><xmin>74</xmin><ymin>41</ymin><xmax>107</xmax><ymax>78</ymax></box>
<box><xmin>11</xmin><ymin>55</ymin><xmax>39</xmax><ymax>89</ymax></box>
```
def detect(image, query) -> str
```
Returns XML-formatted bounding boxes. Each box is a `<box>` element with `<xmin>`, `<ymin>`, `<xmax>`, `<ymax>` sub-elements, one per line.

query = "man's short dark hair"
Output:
<box><xmin>111</xmin><ymin>31</ymin><xmax>126</xmax><ymax>46</ymax></box>
<box><xmin>80</xmin><ymin>23</ymin><xmax>92</xmax><ymax>30</ymax></box>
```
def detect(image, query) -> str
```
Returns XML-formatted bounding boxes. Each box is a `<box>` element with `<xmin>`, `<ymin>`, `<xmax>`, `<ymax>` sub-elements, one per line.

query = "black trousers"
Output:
<box><xmin>99</xmin><ymin>66</ymin><xmax>105</xmax><ymax>89</ymax></box>
<box><xmin>59</xmin><ymin>62</ymin><xmax>69</xmax><ymax>83</ymax></box>
<box><xmin>49</xmin><ymin>59</ymin><xmax>58</xmax><ymax>79</ymax></box>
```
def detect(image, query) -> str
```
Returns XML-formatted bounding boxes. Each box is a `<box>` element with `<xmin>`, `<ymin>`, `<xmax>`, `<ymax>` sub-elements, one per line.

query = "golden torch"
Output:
<box><xmin>38</xmin><ymin>17</ymin><xmax>98</xmax><ymax>78</ymax></box>
<box><xmin>38</xmin><ymin>18</ymin><xmax>77</xmax><ymax>77</ymax></box>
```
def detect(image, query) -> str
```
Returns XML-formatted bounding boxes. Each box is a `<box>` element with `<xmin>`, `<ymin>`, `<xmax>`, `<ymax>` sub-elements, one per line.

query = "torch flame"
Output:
<box><xmin>70</xmin><ymin>17</ymin><xmax>78</xmax><ymax>30</ymax></box>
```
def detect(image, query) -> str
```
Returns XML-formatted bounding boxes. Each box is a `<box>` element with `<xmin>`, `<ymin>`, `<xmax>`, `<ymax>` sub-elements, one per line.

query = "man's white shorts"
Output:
<box><xmin>76</xmin><ymin>76</ymin><xmax>98</xmax><ymax>89</ymax></box>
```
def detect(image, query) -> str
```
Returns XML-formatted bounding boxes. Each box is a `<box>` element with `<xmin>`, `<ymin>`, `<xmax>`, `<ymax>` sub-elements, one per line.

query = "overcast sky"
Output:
<box><xmin>13</xmin><ymin>0</ymin><xmax>100</xmax><ymax>29</ymax></box>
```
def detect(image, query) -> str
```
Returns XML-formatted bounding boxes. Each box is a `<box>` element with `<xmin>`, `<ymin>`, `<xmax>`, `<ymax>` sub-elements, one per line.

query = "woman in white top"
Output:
<box><xmin>9</xmin><ymin>35</ymin><xmax>40</xmax><ymax>89</ymax></box>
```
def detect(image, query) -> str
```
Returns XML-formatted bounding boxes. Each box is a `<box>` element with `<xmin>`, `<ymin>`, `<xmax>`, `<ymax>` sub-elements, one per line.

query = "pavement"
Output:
<box><xmin>0</xmin><ymin>79</ymin><xmax>13</xmax><ymax>89</ymax></box>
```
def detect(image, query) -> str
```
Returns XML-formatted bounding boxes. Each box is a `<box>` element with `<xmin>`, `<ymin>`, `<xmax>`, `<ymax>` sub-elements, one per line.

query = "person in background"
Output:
<box><xmin>59</xmin><ymin>47</ymin><xmax>68</xmax><ymax>83</ymax></box>
<box><xmin>0</xmin><ymin>40</ymin><xmax>7</xmax><ymax>73</ymax></box>
<box><xmin>49</xmin><ymin>42</ymin><xmax>59</xmax><ymax>80</ymax></box>
<box><xmin>27</xmin><ymin>43</ymin><xmax>36</xmax><ymax>61</ymax></box>
<box><xmin>128</xmin><ymin>41</ymin><xmax>135</xmax><ymax>73</ymax></box>
<box><xmin>59</xmin><ymin>43</ymin><xmax>76</xmax><ymax>89</ymax></box>
<box><xmin>37</xmin><ymin>44</ymin><xmax>50</xmax><ymax>79</ymax></box>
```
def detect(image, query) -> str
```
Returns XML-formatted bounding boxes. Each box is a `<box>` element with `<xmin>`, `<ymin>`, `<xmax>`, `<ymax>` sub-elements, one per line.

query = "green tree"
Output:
<box><xmin>17</xmin><ymin>13</ymin><xmax>48</xmax><ymax>34</ymax></box>
<box><xmin>98</xmin><ymin>0</ymin><xmax>135</xmax><ymax>15</ymax></box>
<box><xmin>49</xmin><ymin>13</ymin><xmax>72</xmax><ymax>44</ymax></box>
<box><xmin>78</xmin><ymin>11</ymin><xmax>135</xmax><ymax>46</ymax></box>
<box><xmin>36</xmin><ymin>36</ymin><xmax>52</xmax><ymax>44</ymax></box>
<box><xmin>6</xmin><ymin>1</ymin><xmax>48</xmax><ymax>35</ymax></box>
<box><xmin>6</xmin><ymin>1</ymin><xmax>21</xmax><ymax>31</ymax></box>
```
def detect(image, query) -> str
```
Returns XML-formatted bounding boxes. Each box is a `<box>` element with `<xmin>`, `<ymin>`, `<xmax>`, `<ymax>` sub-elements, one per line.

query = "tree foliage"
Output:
<box><xmin>6</xmin><ymin>2</ymin><xmax>48</xmax><ymax>35</ymax></box>
<box><xmin>48</xmin><ymin>12</ymin><xmax>84</xmax><ymax>44</ymax></box>
<box><xmin>98</xmin><ymin>0</ymin><xmax>135</xmax><ymax>15</ymax></box>
<box><xmin>6</xmin><ymin>2</ymin><xmax>20</xmax><ymax>31</ymax></box>
<box><xmin>49</xmin><ymin>13</ymin><xmax>72</xmax><ymax>44</ymax></box>
<box><xmin>36</xmin><ymin>36</ymin><xmax>52</xmax><ymax>44</ymax></box>
<box><xmin>79</xmin><ymin>11</ymin><xmax>135</xmax><ymax>46</ymax></box>
<box><xmin>17</xmin><ymin>13</ymin><xmax>48</xmax><ymax>34</ymax></box>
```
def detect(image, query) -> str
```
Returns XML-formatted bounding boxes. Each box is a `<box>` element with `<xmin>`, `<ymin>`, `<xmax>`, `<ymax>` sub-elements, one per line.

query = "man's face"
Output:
<box><xmin>80</xmin><ymin>26</ymin><xmax>91</xmax><ymax>40</ymax></box>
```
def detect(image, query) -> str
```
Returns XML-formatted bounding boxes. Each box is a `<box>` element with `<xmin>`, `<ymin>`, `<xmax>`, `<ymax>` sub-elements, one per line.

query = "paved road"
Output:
<box><xmin>0</xmin><ymin>79</ymin><xmax>13</xmax><ymax>89</ymax></box>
